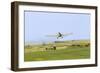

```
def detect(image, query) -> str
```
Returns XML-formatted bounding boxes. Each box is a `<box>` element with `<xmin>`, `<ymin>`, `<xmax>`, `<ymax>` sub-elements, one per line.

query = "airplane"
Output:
<box><xmin>46</xmin><ymin>32</ymin><xmax>73</xmax><ymax>39</ymax></box>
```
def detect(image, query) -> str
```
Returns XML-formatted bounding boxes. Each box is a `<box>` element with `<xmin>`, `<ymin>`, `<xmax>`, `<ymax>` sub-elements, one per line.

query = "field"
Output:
<box><xmin>24</xmin><ymin>40</ymin><xmax>90</xmax><ymax>61</ymax></box>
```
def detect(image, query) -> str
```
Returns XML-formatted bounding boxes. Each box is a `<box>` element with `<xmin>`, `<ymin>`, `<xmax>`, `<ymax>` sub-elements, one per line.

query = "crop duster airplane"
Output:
<box><xmin>46</xmin><ymin>32</ymin><xmax>73</xmax><ymax>39</ymax></box>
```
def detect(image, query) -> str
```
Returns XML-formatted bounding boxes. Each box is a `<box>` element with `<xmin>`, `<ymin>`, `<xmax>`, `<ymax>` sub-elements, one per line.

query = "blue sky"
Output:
<box><xmin>24</xmin><ymin>11</ymin><xmax>90</xmax><ymax>43</ymax></box>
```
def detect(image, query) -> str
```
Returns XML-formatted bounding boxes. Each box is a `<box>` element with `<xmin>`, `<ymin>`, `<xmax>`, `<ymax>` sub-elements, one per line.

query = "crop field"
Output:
<box><xmin>24</xmin><ymin>40</ymin><xmax>90</xmax><ymax>61</ymax></box>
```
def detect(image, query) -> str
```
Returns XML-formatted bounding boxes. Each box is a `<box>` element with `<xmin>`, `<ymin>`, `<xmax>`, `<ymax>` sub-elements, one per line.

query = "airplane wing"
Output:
<box><xmin>62</xmin><ymin>33</ymin><xmax>73</xmax><ymax>36</ymax></box>
<box><xmin>46</xmin><ymin>35</ymin><xmax>58</xmax><ymax>37</ymax></box>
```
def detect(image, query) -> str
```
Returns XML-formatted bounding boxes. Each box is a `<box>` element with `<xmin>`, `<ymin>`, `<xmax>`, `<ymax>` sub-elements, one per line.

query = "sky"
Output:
<box><xmin>24</xmin><ymin>11</ymin><xmax>90</xmax><ymax>43</ymax></box>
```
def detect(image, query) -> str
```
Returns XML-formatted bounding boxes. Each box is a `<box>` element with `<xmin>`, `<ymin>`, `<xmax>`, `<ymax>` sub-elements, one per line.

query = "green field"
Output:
<box><xmin>24</xmin><ymin>40</ymin><xmax>90</xmax><ymax>61</ymax></box>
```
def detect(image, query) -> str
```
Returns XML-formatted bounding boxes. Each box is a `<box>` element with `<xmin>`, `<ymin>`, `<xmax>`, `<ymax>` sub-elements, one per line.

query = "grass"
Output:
<box><xmin>24</xmin><ymin>46</ymin><xmax>90</xmax><ymax>61</ymax></box>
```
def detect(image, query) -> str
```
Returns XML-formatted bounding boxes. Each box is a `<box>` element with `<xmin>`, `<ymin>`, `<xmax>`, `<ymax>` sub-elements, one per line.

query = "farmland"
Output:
<box><xmin>24</xmin><ymin>40</ymin><xmax>90</xmax><ymax>61</ymax></box>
